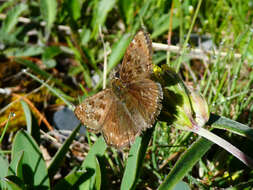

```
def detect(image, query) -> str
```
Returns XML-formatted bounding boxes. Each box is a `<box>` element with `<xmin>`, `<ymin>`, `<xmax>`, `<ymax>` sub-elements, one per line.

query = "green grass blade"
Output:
<box><xmin>79</xmin><ymin>136</ymin><xmax>107</xmax><ymax>189</ymax></box>
<box><xmin>173</xmin><ymin>181</ymin><xmax>190</xmax><ymax>190</ymax></box>
<box><xmin>0</xmin><ymin>113</ymin><xmax>12</xmax><ymax>144</ymax></box>
<box><xmin>40</xmin><ymin>0</ymin><xmax>57</xmax><ymax>38</ymax></box>
<box><xmin>0</xmin><ymin>154</ymin><xmax>9</xmax><ymax>178</ymax></box>
<box><xmin>20</xmin><ymin>100</ymin><xmax>32</xmax><ymax>134</ymax></box>
<box><xmin>22</xmin><ymin>70</ymin><xmax>74</xmax><ymax>110</ymax></box>
<box><xmin>118</xmin><ymin>0</ymin><xmax>134</xmax><ymax>24</ymax></box>
<box><xmin>3</xmin><ymin>177</ymin><xmax>23</xmax><ymax>190</ymax></box>
<box><xmin>91</xmin><ymin>0</ymin><xmax>116</xmax><ymax>38</ymax></box>
<box><xmin>175</xmin><ymin>0</ymin><xmax>202</xmax><ymax>72</ymax></box>
<box><xmin>16</xmin><ymin>58</ymin><xmax>74</xmax><ymax>91</ymax></box>
<box><xmin>4</xmin><ymin>46</ymin><xmax>44</xmax><ymax>57</ymax></box>
<box><xmin>120</xmin><ymin>128</ymin><xmax>153</xmax><ymax>190</ymax></box>
<box><xmin>207</xmin><ymin>114</ymin><xmax>253</xmax><ymax>141</ymax></box>
<box><xmin>0</xmin><ymin>3</ymin><xmax>27</xmax><ymax>34</ymax></box>
<box><xmin>8</xmin><ymin>151</ymin><xmax>24</xmax><ymax>176</ymax></box>
<box><xmin>48</xmin><ymin>125</ymin><xmax>81</xmax><ymax>179</ymax></box>
<box><xmin>94</xmin><ymin>157</ymin><xmax>101</xmax><ymax>190</ymax></box>
<box><xmin>158</xmin><ymin>137</ymin><xmax>213</xmax><ymax>190</ymax></box>
<box><xmin>0</xmin><ymin>155</ymin><xmax>9</xmax><ymax>189</ymax></box>
<box><xmin>53</xmin><ymin>168</ymin><xmax>94</xmax><ymax>190</ymax></box>
<box><xmin>67</xmin><ymin>0</ymin><xmax>82</xmax><ymax>21</ymax></box>
<box><xmin>151</xmin><ymin>14</ymin><xmax>180</xmax><ymax>39</ymax></box>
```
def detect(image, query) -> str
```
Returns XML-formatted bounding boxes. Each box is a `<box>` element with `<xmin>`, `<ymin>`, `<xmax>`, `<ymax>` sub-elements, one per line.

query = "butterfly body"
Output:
<box><xmin>75</xmin><ymin>30</ymin><xmax>163</xmax><ymax>149</ymax></box>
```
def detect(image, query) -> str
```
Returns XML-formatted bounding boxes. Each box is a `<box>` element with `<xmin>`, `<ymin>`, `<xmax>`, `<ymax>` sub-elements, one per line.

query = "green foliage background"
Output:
<box><xmin>0</xmin><ymin>0</ymin><xmax>253</xmax><ymax>189</ymax></box>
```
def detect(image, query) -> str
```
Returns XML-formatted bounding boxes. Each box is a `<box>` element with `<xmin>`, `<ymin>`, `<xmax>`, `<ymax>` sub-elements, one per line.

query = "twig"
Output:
<box><xmin>152</xmin><ymin>42</ymin><xmax>242</xmax><ymax>61</ymax></box>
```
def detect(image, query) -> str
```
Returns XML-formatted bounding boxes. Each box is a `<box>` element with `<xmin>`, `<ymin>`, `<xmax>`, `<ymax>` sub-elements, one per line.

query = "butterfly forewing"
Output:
<box><xmin>120</xmin><ymin>30</ymin><xmax>153</xmax><ymax>83</ymax></box>
<box><xmin>74</xmin><ymin>89</ymin><xmax>113</xmax><ymax>133</ymax></box>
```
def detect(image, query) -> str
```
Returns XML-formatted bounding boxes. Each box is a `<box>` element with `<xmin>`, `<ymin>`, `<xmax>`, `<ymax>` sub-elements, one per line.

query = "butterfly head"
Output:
<box><xmin>111</xmin><ymin>78</ymin><xmax>126</xmax><ymax>99</ymax></box>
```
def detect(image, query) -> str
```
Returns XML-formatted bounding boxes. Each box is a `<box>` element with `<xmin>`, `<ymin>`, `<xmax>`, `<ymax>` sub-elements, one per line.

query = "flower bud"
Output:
<box><xmin>153</xmin><ymin>65</ymin><xmax>209</xmax><ymax>131</ymax></box>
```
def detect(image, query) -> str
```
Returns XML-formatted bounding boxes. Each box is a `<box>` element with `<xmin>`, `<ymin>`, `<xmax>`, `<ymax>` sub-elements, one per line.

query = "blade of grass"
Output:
<box><xmin>120</xmin><ymin>128</ymin><xmax>153</xmax><ymax>190</ymax></box>
<box><xmin>207</xmin><ymin>114</ymin><xmax>253</xmax><ymax>142</ymax></box>
<box><xmin>40</xmin><ymin>0</ymin><xmax>57</xmax><ymax>40</ymax></box>
<box><xmin>22</xmin><ymin>70</ymin><xmax>74</xmax><ymax>110</ymax></box>
<box><xmin>91</xmin><ymin>0</ymin><xmax>116</xmax><ymax>38</ymax></box>
<box><xmin>15</xmin><ymin>58</ymin><xmax>74</xmax><ymax>91</ymax></box>
<box><xmin>158</xmin><ymin>137</ymin><xmax>213</xmax><ymax>190</ymax></box>
<box><xmin>79</xmin><ymin>136</ymin><xmax>107</xmax><ymax>189</ymax></box>
<box><xmin>195</xmin><ymin>127</ymin><xmax>253</xmax><ymax>169</ymax></box>
<box><xmin>48</xmin><ymin>125</ymin><xmax>81</xmax><ymax>179</ymax></box>
<box><xmin>0</xmin><ymin>113</ymin><xmax>12</xmax><ymax>144</ymax></box>
<box><xmin>0</xmin><ymin>3</ymin><xmax>27</xmax><ymax>34</ymax></box>
<box><xmin>175</xmin><ymin>0</ymin><xmax>202</xmax><ymax>72</ymax></box>
<box><xmin>20</xmin><ymin>100</ymin><xmax>32</xmax><ymax>134</ymax></box>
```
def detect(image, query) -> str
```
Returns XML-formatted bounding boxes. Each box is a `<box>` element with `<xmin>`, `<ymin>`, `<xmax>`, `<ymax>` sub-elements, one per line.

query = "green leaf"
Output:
<box><xmin>120</xmin><ymin>128</ymin><xmax>153</xmax><ymax>190</ymax></box>
<box><xmin>0</xmin><ymin>155</ymin><xmax>8</xmax><ymax>189</ymax></box>
<box><xmin>12</xmin><ymin>130</ymin><xmax>50</xmax><ymax>188</ymax></box>
<box><xmin>80</xmin><ymin>26</ymin><xmax>91</xmax><ymax>46</ymax></box>
<box><xmin>107</xmin><ymin>33</ymin><xmax>132</xmax><ymax>72</ymax></box>
<box><xmin>3</xmin><ymin>176</ymin><xmax>23</xmax><ymax>190</ymax></box>
<box><xmin>118</xmin><ymin>0</ymin><xmax>134</xmax><ymax>24</ymax></box>
<box><xmin>151</xmin><ymin>14</ymin><xmax>180</xmax><ymax>39</ymax></box>
<box><xmin>68</xmin><ymin>0</ymin><xmax>82</xmax><ymax>21</ymax></box>
<box><xmin>0</xmin><ymin>3</ymin><xmax>27</xmax><ymax>34</ymax></box>
<box><xmin>0</xmin><ymin>0</ymin><xmax>16</xmax><ymax>13</ymax></box>
<box><xmin>8</xmin><ymin>151</ymin><xmax>24</xmax><ymax>177</ymax></box>
<box><xmin>40</xmin><ymin>0</ymin><xmax>57</xmax><ymax>36</ymax></box>
<box><xmin>158</xmin><ymin>137</ymin><xmax>213</xmax><ymax>190</ymax></box>
<box><xmin>20</xmin><ymin>100</ymin><xmax>32</xmax><ymax>134</ymax></box>
<box><xmin>4</xmin><ymin>46</ymin><xmax>44</xmax><ymax>57</ymax></box>
<box><xmin>173</xmin><ymin>181</ymin><xmax>190</xmax><ymax>190</ymax></box>
<box><xmin>42</xmin><ymin>46</ymin><xmax>62</xmax><ymax>60</ymax></box>
<box><xmin>48</xmin><ymin>125</ymin><xmax>81</xmax><ymax>179</ymax></box>
<box><xmin>53</xmin><ymin>168</ymin><xmax>93</xmax><ymax>190</ymax></box>
<box><xmin>94</xmin><ymin>157</ymin><xmax>101</xmax><ymax>190</ymax></box>
<box><xmin>208</xmin><ymin>114</ymin><xmax>253</xmax><ymax>141</ymax></box>
<box><xmin>79</xmin><ymin>136</ymin><xmax>107</xmax><ymax>189</ymax></box>
<box><xmin>43</xmin><ymin>59</ymin><xmax>57</xmax><ymax>68</ymax></box>
<box><xmin>41</xmin><ymin>46</ymin><xmax>61</xmax><ymax>68</ymax></box>
<box><xmin>0</xmin><ymin>155</ymin><xmax>9</xmax><ymax>178</ymax></box>
<box><xmin>91</xmin><ymin>0</ymin><xmax>116</xmax><ymax>38</ymax></box>
<box><xmin>54</xmin><ymin>138</ymin><xmax>105</xmax><ymax>189</ymax></box>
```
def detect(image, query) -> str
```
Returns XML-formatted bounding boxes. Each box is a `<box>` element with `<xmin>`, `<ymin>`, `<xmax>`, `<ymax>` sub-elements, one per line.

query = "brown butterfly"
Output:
<box><xmin>74</xmin><ymin>30</ymin><xmax>163</xmax><ymax>149</ymax></box>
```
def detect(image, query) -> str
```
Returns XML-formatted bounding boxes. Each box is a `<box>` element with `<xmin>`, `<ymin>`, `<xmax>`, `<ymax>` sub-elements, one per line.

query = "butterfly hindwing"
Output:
<box><xmin>101</xmin><ymin>96</ymin><xmax>140</xmax><ymax>148</ymax></box>
<box><xmin>124</xmin><ymin>79</ymin><xmax>163</xmax><ymax>131</ymax></box>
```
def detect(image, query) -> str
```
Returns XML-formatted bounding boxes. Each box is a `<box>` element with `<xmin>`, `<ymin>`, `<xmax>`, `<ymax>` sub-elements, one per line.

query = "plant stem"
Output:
<box><xmin>195</xmin><ymin>127</ymin><xmax>253</xmax><ymax>169</ymax></box>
